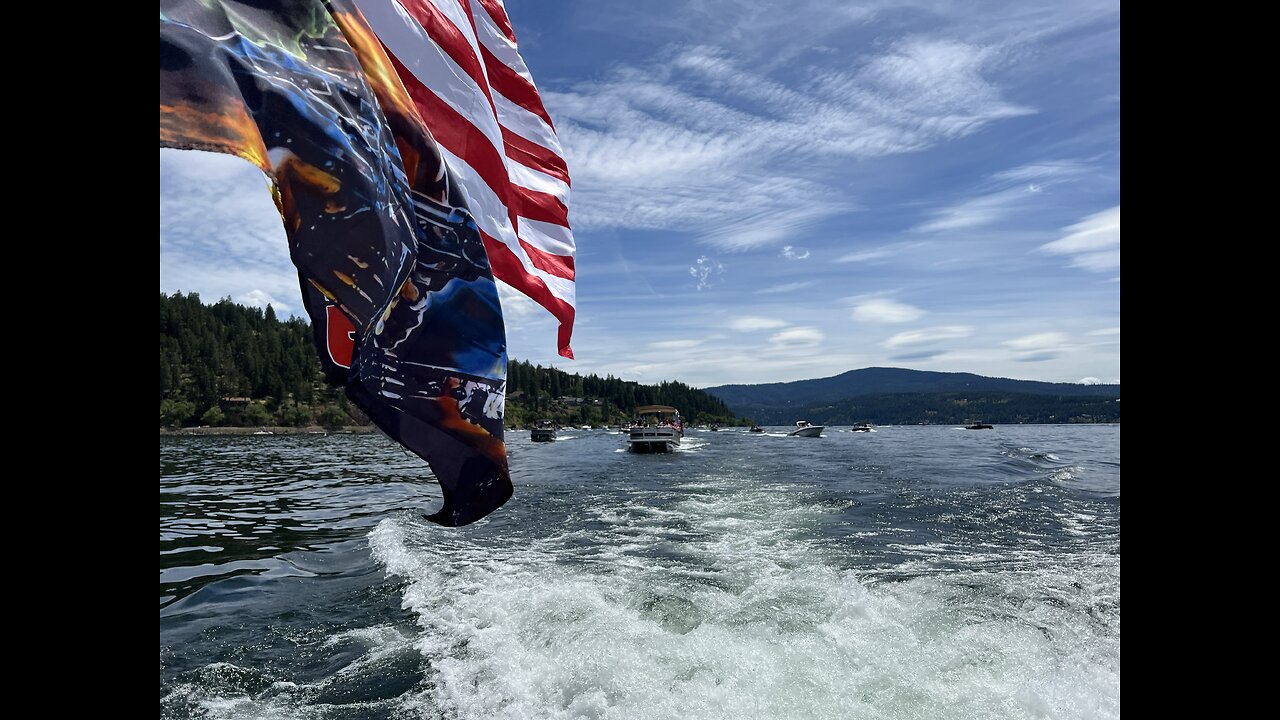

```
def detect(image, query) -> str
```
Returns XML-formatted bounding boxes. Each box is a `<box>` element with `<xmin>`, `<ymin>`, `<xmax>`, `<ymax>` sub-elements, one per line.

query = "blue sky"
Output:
<box><xmin>160</xmin><ymin>0</ymin><xmax>1120</xmax><ymax>388</ymax></box>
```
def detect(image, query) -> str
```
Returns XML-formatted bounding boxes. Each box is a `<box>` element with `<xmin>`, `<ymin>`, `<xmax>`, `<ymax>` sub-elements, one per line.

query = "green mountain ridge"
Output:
<box><xmin>744</xmin><ymin>391</ymin><xmax>1119</xmax><ymax>426</ymax></box>
<box><xmin>705</xmin><ymin>367</ymin><xmax>1120</xmax><ymax>424</ymax></box>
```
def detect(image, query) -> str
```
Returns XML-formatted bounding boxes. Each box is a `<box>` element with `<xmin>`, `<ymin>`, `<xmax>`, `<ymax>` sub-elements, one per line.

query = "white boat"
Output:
<box><xmin>530</xmin><ymin>419</ymin><xmax>557</xmax><ymax>442</ymax></box>
<box><xmin>789</xmin><ymin>420</ymin><xmax>825</xmax><ymax>437</ymax></box>
<box><xmin>629</xmin><ymin>405</ymin><xmax>684</xmax><ymax>453</ymax></box>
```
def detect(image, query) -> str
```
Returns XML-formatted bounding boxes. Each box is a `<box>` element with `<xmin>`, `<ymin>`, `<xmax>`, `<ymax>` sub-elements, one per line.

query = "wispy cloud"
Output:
<box><xmin>781</xmin><ymin>245</ymin><xmax>810</xmax><ymax>260</ymax></box>
<box><xmin>885</xmin><ymin>325</ymin><xmax>973</xmax><ymax>348</ymax></box>
<box><xmin>827</xmin><ymin>38</ymin><xmax>1033</xmax><ymax>144</ymax></box>
<box><xmin>730</xmin><ymin>316</ymin><xmax>789</xmax><ymax>331</ymax></box>
<box><xmin>688</xmin><ymin>256</ymin><xmax>725</xmax><ymax>290</ymax></box>
<box><xmin>496</xmin><ymin>280</ymin><xmax>542</xmax><ymax>320</ymax></box>
<box><xmin>548</xmin><ymin>37</ymin><xmax>1033</xmax><ymax>251</ymax></box>
<box><xmin>852</xmin><ymin>298</ymin><xmax>925</xmax><ymax>323</ymax></box>
<box><xmin>1042</xmin><ymin>206</ymin><xmax>1120</xmax><ymax>272</ymax></box>
<box><xmin>160</xmin><ymin>150</ymin><xmax>300</xmax><ymax>314</ymax></box>
<box><xmin>916</xmin><ymin>158</ymin><xmax>1095</xmax><ymax>233</ymax></box>
<box><xmin>836</xmin><ymin>247</ymin><xmax>895</xmax><ymax>263</ymax></box>
<box><xmin>770</xmin><ymin>326</ymin><xmax>825</xmax><ymax>348</ymax></box>
<box><xmin>916</xmin><ymin>186</ymin><xmax>1032</xmax><ymax>232</ymax></box>
<box><xmin>756</xmin><ymin>280</ymin><xmax>815</xmax><ymax>295</ymax></box>
<box><xmin>836</xmin><ymin>241</ymin><xmax>937</xmax><ymax>265</ymax></box>
<box><xmin>235</xmin><ymin>289</ymin><xmax>291</xmax><ymax>314</ymax></box>
<box><xmin>1004</xmin><ymin>331</ymin><xmax>1071</xmax><ymax>361</ymax></box>
<box><xmin>649</xmin><ymin>339</ymin><xmax>704</xmax><ymax>350</ymax></box>
<box><xmin>1005</xmin><ymin>332</ymin><xmax>1068</xmax><ymax>350</ymax></box>
<box><xmin>991</xmin><ymin>160</ymin><xmax>1090</xmax><ymax>183</ymax></box>
<box><xmin>699</xmin><ymin>203</ymin><xmax>844</xmax><ymax>251</ymax></box>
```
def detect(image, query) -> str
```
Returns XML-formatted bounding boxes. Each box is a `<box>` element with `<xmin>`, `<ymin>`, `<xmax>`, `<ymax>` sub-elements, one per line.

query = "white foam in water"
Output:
<box><xmin>369</xmin><ymin>474</ymin><xmax>1119</xmax><ymax>720</ymax></box>
<box><xmin>161</xmin><ymin>627</ymin><xmax>420</xmax><ymax>720</ymax></box>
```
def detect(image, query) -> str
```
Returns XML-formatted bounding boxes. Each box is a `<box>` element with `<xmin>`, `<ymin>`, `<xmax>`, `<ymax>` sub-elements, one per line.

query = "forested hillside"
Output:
<box><xmin>747</xmin><ymin>391</ymin><xmax>1119</xmax><ymax>425</ymax></box>
<box><xmin>159</xmin><ymin>294</ymin><xmax>742</xmax><ymax>428</ymax></box>
<box><xmin>707</xmin><ymin>366</ymin><xmax>1119</xmax><ymax>415</ymax></box>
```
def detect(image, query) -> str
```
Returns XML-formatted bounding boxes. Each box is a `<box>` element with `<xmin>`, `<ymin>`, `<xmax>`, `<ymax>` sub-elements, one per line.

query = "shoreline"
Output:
<box><xmin>161</xmin><ymin>422</ymin><xmax>1118</xmax><ymax>436</ymax></box>
<box><xmin>159</xmin><ymin>425</ymin><xmax>376</xmax><ymax>436</ymax></box>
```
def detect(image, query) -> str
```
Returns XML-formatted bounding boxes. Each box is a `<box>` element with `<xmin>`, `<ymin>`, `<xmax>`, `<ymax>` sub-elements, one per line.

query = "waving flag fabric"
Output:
<box><xmin>160</xmin><ymin>0</ymin><xmax>512</xmax><ymax>526</ymax></box>
<box><xmin>354</xmin><ymin>0</ymin><xmax>577</xmax><ymax>358</ymax></box>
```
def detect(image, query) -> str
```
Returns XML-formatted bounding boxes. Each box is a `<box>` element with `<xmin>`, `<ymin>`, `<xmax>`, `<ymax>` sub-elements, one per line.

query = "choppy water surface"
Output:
<box><xmin>160</xmin><ymin>425</ymin><xmax>1119</xmax><ymax>719</ymax></box>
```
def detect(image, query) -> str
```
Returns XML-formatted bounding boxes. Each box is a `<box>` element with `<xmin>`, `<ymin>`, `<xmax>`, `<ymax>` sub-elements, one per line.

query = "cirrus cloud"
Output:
<box><xmin>730</xmin><ymin>316</ymin><xmax>789</xmax><ymax>331</ymax></box>
<box><xmin>836</xmin><ymin>247</ymin><xmax>895</xmax><ymax>263</ymax></box>
<box><xmin>235</xmin><ymin>289</ymin><xmax>291</xmax><ymax>314</ymax></box>
<box><xmin>756</xmin><ymin>280</ymin><xmax>815</xmax><ymax>295</ymax></box>
<box><xmin>770</xmin><ymin>326</ymin><xmax>825</xmax><ymax>348</ymax></box>
<box><xmin>852</xmin><ymin>298</ymin><xmax>925</xmax><ymax>323</ymax></box>
<box><xmin>549</xmin><ymin>37</ymin><xmax>1034</xmax><ymax>252</ymax></box>
<box><xmin>649</xmin><ymin>339</ymin><xmax>704</xmax><ymax>350</ymax></box>
<box><xmin>1042</xmin><ymin>206</ymin><xmax>1120</xmax><ymax>272</ymax></box>
<box><xmin>1004</xmin><ymin>331</ymin><xmax>1072</xmax><ymax>362</ymax></box>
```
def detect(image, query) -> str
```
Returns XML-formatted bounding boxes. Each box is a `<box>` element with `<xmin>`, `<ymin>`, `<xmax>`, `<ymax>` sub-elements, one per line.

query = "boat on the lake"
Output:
<box><xmin>709</xmin><ymin>424</ymin><xmax>719</xmax><ymax>432</ymax></box>
<box><xmin>789</xmin><ymin>420</ymin><xmax>825</xmax><ymax>437</ymax></box>
<box><xmin>965</xmin><ymin>422</ymin><xmax>993</xmax><ymax>430</ymax></box>
<box><xmin>531</xmin><ymin>419</ymin><xmax>558</xmax><ymax>442</ymax></box>
<box><xmin>749</xmin><ymin>425</ymin><xmax>764</xmax><ymax>433</ymax></box>
<box><xmin>629</xmin><ymin>405</ymin><xmax>683</xmax><ymax>453</ymax></box>
<box><xmin>850</xmin><ymin>423</ymin><xmax>872</xmax><ymax>432</ymax></box>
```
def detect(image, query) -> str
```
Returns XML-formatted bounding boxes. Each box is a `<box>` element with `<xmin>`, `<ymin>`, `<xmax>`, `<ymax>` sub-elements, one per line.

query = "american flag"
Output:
<box><xmin>355</xmin><ymin>0</ymin><xmax>577</xmax><ymax>358</ymax></box>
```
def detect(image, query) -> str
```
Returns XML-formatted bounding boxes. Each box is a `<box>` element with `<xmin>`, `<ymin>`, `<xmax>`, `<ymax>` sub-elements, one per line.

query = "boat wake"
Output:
<box><xmin>366</xmin><ymin>459</ymin><xmax>1118</xmax><ymax>720</ymax></box>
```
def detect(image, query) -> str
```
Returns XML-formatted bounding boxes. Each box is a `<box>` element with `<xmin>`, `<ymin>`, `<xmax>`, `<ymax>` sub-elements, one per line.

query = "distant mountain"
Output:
<box><xmin>741</xmin><ymin>391</ymin><xmax>1120</xmax><ymax>426</ymax></box>
<box><xmin>705</xmin><ymin>367</ymin><xmax>1119</xmax><ymax>423</ymax></box>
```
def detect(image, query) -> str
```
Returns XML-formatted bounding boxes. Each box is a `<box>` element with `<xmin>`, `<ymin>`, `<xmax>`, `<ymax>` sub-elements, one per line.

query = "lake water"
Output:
<box><xmin>160</xmin><ymin>425</ymin><xmax>1120</xmax><ymax>719</ymax></box>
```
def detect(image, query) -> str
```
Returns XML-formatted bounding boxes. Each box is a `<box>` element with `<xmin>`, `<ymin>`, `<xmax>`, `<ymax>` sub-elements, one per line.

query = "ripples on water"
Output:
<box><xmin>160</xmin><ymin>426</ymin><xmax>1119</xmax><ymax>719</ymax></box>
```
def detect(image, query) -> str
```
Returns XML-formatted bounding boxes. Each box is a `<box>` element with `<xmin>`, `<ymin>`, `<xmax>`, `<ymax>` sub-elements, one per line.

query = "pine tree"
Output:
<box><xmin>160</xmin><ymin>293</ymin><xmax>745</xmax><ymax>428</ymax></box>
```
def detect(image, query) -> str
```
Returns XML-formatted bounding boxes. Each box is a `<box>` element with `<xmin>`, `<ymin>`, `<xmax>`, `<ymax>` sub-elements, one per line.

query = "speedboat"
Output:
<box><xmin>789</xmin><ymin>420</ymin><xmax>825</xmax><ymax>437</ymax></box>
<box><xmin>749</xmin><ymin>425</ymin><xmax>763</xmax><ymax>433</ymax></box>
<box><xmin>965</xmin><ymin>422</ymin><xmax>993</xmax><ymax>430</ymax></box>
<box><xmin>850</xmin><ymin>423</ymin><xmax>872</xmax><ymax>432</ymax></box>
<box><xmin>531</xmin><ymin>419</ymin><xmax>557</xmax><ymax>442</ymax></box>
<box><xmin>629</xmin><ymin>405</ymin><xmax>683</xmax><ymax>453</ymax></box>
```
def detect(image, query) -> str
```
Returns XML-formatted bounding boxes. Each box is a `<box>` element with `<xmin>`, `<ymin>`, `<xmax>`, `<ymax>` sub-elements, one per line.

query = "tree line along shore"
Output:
<box><xmin>160</xmin><ymin>293</ymin><xmax>745</xmax><ymax>430</ymax></box>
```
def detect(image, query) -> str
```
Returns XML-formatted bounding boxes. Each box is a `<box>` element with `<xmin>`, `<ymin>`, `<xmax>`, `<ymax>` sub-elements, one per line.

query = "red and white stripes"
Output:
<box><xmin>355</xmin><ymin>0</ymin><xmax>577</xmax><ymax>358</ymax></box>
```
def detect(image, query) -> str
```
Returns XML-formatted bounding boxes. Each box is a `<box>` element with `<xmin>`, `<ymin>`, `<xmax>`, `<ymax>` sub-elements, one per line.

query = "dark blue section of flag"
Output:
<box><xmin>161</xmin><ymin>0</ymin><xmax>511</xmax><ymax>526</ymax></box>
